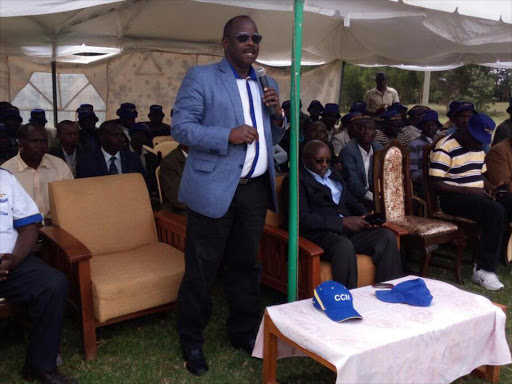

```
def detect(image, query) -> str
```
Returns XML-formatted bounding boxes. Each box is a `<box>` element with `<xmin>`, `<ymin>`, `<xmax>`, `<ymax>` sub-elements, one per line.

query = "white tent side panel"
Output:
<box><xmin>2</xmin><ymin>53</ymin><xmax>342</xmax><ymax>126</ymax></box>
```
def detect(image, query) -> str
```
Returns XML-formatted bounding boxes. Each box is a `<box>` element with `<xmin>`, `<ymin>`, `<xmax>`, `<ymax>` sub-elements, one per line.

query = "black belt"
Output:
<box><xmin>238</xmin><ymin>172</ymin><xmax>268</xmax><ymax>185</ymax></box>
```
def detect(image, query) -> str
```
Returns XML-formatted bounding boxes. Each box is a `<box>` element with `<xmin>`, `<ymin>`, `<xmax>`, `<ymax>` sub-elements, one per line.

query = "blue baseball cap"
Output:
<box><xmin>3</xmin><ymin>106</ymin><xmax>22</xmax><ymax>122</ymax></box>
<box><xmin>129</xmin><ymin>122</ymin><xmax>151</xmax><ymax>137</ymax></box>
<box><xmin>349</xmin><ymin>100</ymin><xmax>367</xmax><ymax>113</ymax></box>
<box><xmin>376</xmin><ymin>278</ymin><xmax>433</xmax><ymax>307</ymax></box>
<box><xmin>77</xmin><ymin>103</ymin><xmax>94</xmax><ymax>112</ymax></box>
<box><xmin>468</xmin><ymin>113</ymin><xmax>495</xmax><ymax>145</ymax></box>
<box><xmin>312</xmin><ymin>280</ymin><xmax>362</xmax><ymax>322</ymax></box>
<box><xmin>416</xmin><ymin>110</ymin><xmax>442</xmax><ymax>129</ymax></box>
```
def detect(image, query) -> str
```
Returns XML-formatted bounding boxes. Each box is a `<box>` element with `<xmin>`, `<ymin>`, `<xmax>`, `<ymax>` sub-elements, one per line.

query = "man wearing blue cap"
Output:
<box><xmin>408</xmin><ymin>110</ymin><xmax>442</xmax><ymax>197</ymax></box>
<box><xmin>302</xmin><ymin>100</ymin><xmax>324</xmax><ymax>134</ymax></box>
<box><xmin>111</xmin><ymin>102</ymin><xmax>138</xmax><ymax>140</ymax></box>
<box><xmin>349</xmin><ymin>101</ymin><xmax>367</xmax><ymax>114</ymax></box>
<box><xmin>430</xmin><ymin>113</ymin><xmax>512</xmax><ymax>290</ymax></box>
<box><xmin>283</xmin><ymin>140</ymin><xmax>403</xmax><ymax>288</ymax></box>
<box><xmin>128</xmin><ymin>122</ymin><xmax>159</xmax><ymax>197</ymax></box>
<box><xmin>320</xmin><ymin>103</ymin><xmax>341</xmax><ymax>141</ymax></box>
<box><xmin>340</xmin><ymin>115</ymin><xmax>381</xmax><ymax>210</ymax></box>
<box><xmin>143</xmin><ymin>105</ymin><xmax>171</xmax><ymax>137</ymax></box>
<box><xmin>3</xmin><ymin>106</ymin><xmax>23</xmax><ymax>145</ymax></box>
<box><xmin>491</xmin><ymin>97</ymin><xmax>512</xmax><ymax>146</ymax></box>
<box><xmin>373</xmin><ymin>109</ymin><xmax>404</xmax><ymax>147</ymax></box>
<box><xmin>400</xmin><ymin>105</ymin><xmax>430</xmax><ymax>145</ymax></box>
<box><xmin>363</xmin><ymin>72</ymin><xmax>400</xmax><ymax>116</ymax></box>
<box><xmin>441</xmin><ymin>100</ymin><xmax>461</xmax><ymax>132</ymax></box>
<box><xmin>77</xmin><ymin>104</ymin><xmax>101</xmax><ymax>154</ymax></box>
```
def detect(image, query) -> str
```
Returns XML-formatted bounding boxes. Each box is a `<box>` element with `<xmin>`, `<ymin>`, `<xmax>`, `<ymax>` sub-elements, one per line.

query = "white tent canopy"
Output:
<box><xmin>0</xmin><ymin>0</ymin><xmax>511</xmax><ymax>69</ymax></box>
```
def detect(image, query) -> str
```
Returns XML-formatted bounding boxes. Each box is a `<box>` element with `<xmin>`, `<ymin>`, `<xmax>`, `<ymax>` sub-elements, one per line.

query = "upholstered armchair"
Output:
<box><xmin>40</xmin><ymin>174</ymin><xmax>185</xmax><ymax>360</ymax></box>
<box><xmin>373</xmin><ymin>140</ymin><xmax>466</xmax><ymax>283</ymax></box>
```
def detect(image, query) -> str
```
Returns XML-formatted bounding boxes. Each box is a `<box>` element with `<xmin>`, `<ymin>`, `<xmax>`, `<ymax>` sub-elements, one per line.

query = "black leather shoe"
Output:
<box><xmin>184</xmin><ymin>348</ymin><xmax>209</xmax><ymax>376</ymax></box>
<box><xmin>22</xmin><ymin>367</ymin><xmax>77</xmax><ymax>384</ymax></box>
<box><xmin>232</xmin><ymin>338</ymin><xmax>256</xmax><ymax>355</ymax></box>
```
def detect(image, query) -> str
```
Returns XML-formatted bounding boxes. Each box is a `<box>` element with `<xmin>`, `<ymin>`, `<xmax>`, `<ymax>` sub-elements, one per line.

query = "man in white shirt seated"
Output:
<box><xmin>1</xmin><ymin>124</ymin><xmax>74</xmax><ymax>223</ymax></box>
<box><xmin>0</xmin><ymin>168</ymin><xmax>76</xmax><ymax>384</ymax></box>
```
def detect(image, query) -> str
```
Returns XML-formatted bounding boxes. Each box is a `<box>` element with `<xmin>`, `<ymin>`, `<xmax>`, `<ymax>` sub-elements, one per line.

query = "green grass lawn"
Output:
<box><xmin>1</xmin><ymin>252</ymin><xmax>512</xmax><ymax>384</ymax></box>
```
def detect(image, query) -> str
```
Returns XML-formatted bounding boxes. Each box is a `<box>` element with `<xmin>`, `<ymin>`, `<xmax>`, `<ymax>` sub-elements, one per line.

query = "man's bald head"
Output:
<box><xmin>303</xmin><ymin>140</ymin><xmax>328</xmax><ymax>160</ymax></box>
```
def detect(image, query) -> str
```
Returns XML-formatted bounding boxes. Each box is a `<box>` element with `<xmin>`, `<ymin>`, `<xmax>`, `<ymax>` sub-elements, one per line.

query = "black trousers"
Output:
<box><xmin>177</xmin><ymin>175</ymin><xmax>270</xmax><ymax>350</ymax></box>
<box><xmin>310</xmin><ymin>228</ymin><xmax>404</xmax><ymax>289</ymax></box>
<box><xmin>0</xmin><ymin>255</ymin><xmax>67</xmax><ymax>372</ymax></box>
<box><xmin>440</xmin><ymin>193</ymin><xmax>512</xmax><ymax>272</ymax></box>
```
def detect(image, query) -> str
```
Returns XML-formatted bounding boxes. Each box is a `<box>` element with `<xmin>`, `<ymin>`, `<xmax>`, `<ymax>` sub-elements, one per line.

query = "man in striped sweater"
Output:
<box><xmin>429</xmin><ymin>113</ymin><xmax>512</xmax><ymax>291</ymax></box>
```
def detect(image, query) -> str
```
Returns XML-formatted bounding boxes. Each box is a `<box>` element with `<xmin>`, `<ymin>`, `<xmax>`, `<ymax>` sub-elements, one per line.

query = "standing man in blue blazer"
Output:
<box><xmin>171</xmin><ymin>15</ymin><xmax>286</xmax><ymax>376</ymax></box>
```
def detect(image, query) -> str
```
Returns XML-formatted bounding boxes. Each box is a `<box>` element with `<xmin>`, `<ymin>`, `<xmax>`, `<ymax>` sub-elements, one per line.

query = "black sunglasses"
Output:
<box><xmin>235</xmin><ymin>32</ymin><xmax>263</xmax><ymax>44</ymax></box>
<box><xmin>314</xmin><ymin>158</ymin><xmax>331</xmax><ymax>165</ymax></box>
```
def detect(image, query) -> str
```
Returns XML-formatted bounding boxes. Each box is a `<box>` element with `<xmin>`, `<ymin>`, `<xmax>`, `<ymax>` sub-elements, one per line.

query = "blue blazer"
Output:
<box><xmin>76</xmin><ymin>149</ymin><xmax>147</xmax><ymax>181</ymax></box>
<box><xmin>171</xmin><ymin>58</ymin><xmax>286</xmax><ymax>218</ymax></box>
<box><xmin>340</xmin><ymin>139</ymin><xmax>382</xmax><ymax>200</ymax></box>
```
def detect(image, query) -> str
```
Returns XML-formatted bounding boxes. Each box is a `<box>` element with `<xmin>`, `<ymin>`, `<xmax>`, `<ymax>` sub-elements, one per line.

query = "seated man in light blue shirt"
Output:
<box><xmin>282</xmin><ymin>140</ymin><xmax>403</xmax><ymax>288</ymax></box>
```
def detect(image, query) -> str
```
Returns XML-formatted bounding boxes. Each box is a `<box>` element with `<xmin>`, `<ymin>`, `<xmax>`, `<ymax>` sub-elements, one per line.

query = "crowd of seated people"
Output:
<box><xmin>0</xmin><ymin>72</ymin><xmax>511</xmax><ymax>383</ymax></box>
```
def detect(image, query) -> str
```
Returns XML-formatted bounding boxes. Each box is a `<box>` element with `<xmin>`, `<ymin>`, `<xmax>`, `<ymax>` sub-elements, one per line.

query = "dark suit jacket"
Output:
<box><xmin>340</xmin><ymin>139</ymin><xmax>382</xmax><ymax>200</ymax></box>
<box><xmin>282</xmin><ymin>164</ymin><xmax>367</xmax><ymax>242</ymax></box>
<box><xmin>142</xmin><ymin>150</ymin><xmax>160</xmax><ymax>197</ymax></box>
<box><xmin>160</xmin><ymin>147</ymin><xmax>187</xmax><ymax>214</ymax></box>
<box><xmin>76</xmin><ymin>148</ymin><xmax>147</xmax><ymax>183</ymax></box>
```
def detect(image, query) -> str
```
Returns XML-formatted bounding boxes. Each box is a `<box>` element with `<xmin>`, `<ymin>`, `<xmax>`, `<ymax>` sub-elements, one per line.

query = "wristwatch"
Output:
<box><xmin>272</xmin><ymin>109</ymin><xmax>285</xmax><ymax>122</ymax></box>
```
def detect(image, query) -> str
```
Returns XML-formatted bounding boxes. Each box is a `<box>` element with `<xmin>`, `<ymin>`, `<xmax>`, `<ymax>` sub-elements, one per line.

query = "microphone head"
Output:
<box><xmin>255</xmin><ymin>67</ymin><xmax>266</xmax><ymax>78</ymax></box>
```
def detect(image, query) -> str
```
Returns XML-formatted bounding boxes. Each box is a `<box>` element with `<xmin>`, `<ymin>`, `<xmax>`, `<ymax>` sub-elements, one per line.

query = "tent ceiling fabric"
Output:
<box><xmin>0</xmin><ymin>0</ymin><xmax>511</xmax><ymax>69</ymax></box>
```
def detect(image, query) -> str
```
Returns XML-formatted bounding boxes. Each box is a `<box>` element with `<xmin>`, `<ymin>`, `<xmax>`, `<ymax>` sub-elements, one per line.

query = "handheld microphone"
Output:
<box><xmin>255</xmin><ymin>67</ymin><xmax>277</xmax><ymax>116</ymax></box>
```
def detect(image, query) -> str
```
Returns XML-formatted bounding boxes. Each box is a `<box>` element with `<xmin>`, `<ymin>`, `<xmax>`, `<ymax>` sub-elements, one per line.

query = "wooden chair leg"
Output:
<box><xmin>78</xmin><ymin>262</ymin><xmax>98</xmax><ymax>361</ymax></box>
<box><xmin>263</xmin><ymin>311</ymin><xmax>278</xmax><ymax>384</ymax></box>
<box><xmin>419</xmin><ymin>248</ymin><xmax>432</xmax><ymax>278</ymax></box>
<box><xmin>454</xmin><ymin>238</ymin><xmax>465</xmax><ymax>285</ymax></box>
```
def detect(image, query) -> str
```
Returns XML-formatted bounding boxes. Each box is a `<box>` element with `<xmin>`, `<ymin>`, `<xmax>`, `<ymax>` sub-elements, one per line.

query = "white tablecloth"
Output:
<box><xmin>253</xmin><ymin>276</ymin><xmax>511</xmax><ymax>384</ymax></box>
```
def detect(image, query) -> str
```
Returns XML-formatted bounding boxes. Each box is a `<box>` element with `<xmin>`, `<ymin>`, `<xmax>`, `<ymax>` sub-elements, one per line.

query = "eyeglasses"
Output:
<box><xmin>235</xmin><ymin>32</ymin><xmax>263</xmax><ymax>44</ymax></box>
<box><xmin>314</xmin><ymin>158</ymin><xmax>331</xmax><ymax>165</ymax></box>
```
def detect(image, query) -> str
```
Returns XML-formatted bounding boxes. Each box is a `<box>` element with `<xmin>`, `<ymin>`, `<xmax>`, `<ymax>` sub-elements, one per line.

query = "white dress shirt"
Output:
<box><xmin>101</xmin><ymin>148</ymin><xmax>122</xmax><ymax>174</ymax></box>
<box><xmin>62</xmin><ymin>147</ymin><xmax>77</xmax><ymax>176</ymax></box>
<box><xmin>358</xmin><ymin>144</ymin><xmax>374</xmax><ymax>201</ymax></box>
<box><xmin>235</xmin><ymin>76</ymin><xmax>268</xmax><ymax>178</ymax></box>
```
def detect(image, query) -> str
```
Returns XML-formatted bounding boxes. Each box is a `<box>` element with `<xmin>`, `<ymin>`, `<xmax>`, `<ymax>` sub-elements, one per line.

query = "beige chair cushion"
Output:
<box><xmin>390</xmin><ymin>216</ymin><xmax>458</xmax><ymax>237</ymax></box>
<box><xmin>90</xmin><ymin>242</ymin><xmax>184</xmax><ymax>323</ymax></box>
<box><xmin>49</xmin><ymin>174</ymin><xmax>157</xmax><ymax>256</ymax></box>
<box><xmin>319</xmin><ymin>254</ymin><xmax>376</xmax><ymax>288</ymax></box>
<box><xmin>382</xmin><ymin>146</ymin><xmax>406</xmax><ymax>221</ymax></box>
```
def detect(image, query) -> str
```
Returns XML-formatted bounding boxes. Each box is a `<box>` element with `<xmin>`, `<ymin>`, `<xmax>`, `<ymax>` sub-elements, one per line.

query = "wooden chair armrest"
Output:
<box><xmin>39</xmin><ymin>226</ymin><xmax>92</xmax><ymax>264</ymax></box>
<box><xmin>263</xmin><ymin>225</ymin><xmax>324</xmax><ymax>259</ymax></box>
<box><xmin>382</xmin><ymin>222</ymin><xmax>408</xmax><ymax>236</ymax></box>
<box><xmin>154</xmin><ymin>210</ymin><xmax>187</xmax><ymax>237</ymax></box>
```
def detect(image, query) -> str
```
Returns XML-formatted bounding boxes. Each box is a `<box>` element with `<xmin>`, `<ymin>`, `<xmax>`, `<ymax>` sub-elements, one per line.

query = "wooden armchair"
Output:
<box><xmin>40</xmin><ymin>174</ymin><xmax>185</xmax><ymax>360</ymax></box>
<box><xmin>373</xmin><ymin>140</ymin><xmax>466</xmax><ymax>283</ymax></box>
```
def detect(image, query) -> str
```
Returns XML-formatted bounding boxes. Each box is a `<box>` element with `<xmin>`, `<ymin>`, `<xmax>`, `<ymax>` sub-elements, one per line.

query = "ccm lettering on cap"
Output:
<box><xmin>312</xmin><ymin>280</ymin><xmax>363</xmax><ymax>322</ymax></box>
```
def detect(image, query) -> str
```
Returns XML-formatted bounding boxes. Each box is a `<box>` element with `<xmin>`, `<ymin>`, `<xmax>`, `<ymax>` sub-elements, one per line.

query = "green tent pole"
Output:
<box><xmin>288</xmin><ymin>0</ymin><xmax>304</xmax><ymax>302</ymax></box>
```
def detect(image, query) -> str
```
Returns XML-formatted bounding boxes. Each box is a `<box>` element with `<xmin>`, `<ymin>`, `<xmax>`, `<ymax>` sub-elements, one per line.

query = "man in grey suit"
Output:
<box><xmin>171</xmin><ymin>15</ymin><xmax>286</xmax><ymax>376</ymax></box>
